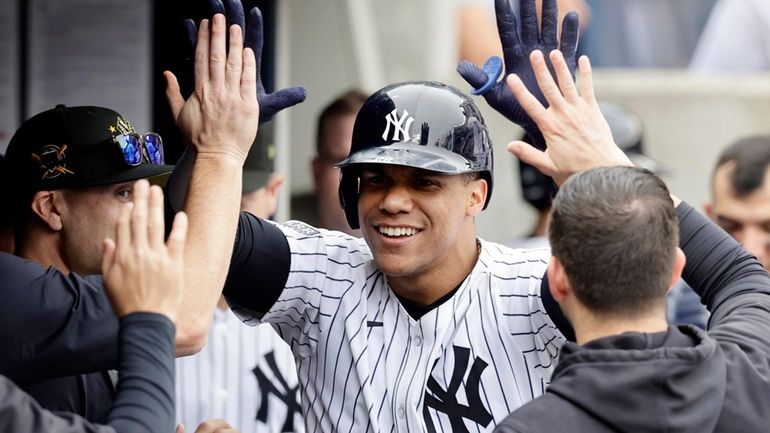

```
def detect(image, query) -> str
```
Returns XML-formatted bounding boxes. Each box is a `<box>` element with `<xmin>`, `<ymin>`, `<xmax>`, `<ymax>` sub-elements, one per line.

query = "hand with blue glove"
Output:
<box><xmin>457</xmin><ymin>0</ymin><xmax>579</xmax><ymax>149</ymax></box>
<box><xmin>185</xmin><ymin>0</ymin><xmax>307</xmax><ymax>124</ymax></box>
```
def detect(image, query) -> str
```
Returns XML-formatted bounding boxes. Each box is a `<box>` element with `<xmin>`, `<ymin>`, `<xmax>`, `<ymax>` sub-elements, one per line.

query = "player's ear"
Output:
<box><xmin>703</xmin><ymin>201</ymin><xmax>714</xmax><ymax>219</ymax></box>
<box><xmin>466</xmin><ymin>176</ymin><xmax>487</xmax><ymax>216</ymax></box>
<box><xmin>667</xmin><ymin>247</ymin><xmax>686</xmax><ymax>294</ymax></box>
<box><xmin>30</xmin><ymin>190</ymin><xmax>63</xmax><ymax>231</ymax></box>
<box><xmin>547</xmin><ymin>256</ymin><xmax>570</xmax><ymax>302</ymax></box>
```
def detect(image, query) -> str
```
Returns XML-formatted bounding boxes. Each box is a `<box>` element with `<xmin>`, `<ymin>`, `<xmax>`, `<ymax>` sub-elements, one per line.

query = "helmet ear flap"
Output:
<box><xmin>338</xmin><ymin>169</ymin><xmax>361</xmax><ymax>230</ymax></box>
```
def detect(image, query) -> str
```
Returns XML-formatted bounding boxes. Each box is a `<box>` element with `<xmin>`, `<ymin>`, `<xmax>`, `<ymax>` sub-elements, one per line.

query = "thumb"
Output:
<box><xmin>164</xmin><ymin>71</ymin><xmax>185</xmax><ymax>121</ymax></box>
<box><xmin>507</xmin><ymin>141</ymin><xmax>557</xmax><ymax>178</ymax></box>
<box><xmin>457</xmin><ymin>60</ymin><xmax>488</xmax><ymax>89</ymax></box>
<box><xmin>175</xmin><ymin>423</ymin><xmax>186</xmax><ymax>433</ymax></box>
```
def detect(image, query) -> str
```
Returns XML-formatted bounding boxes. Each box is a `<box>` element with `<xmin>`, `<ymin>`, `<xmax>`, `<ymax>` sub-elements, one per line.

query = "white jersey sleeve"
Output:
<box><xmin>258</xmin><ymin>221</ymin><xmax>372</xmax><ymax>359</ymax></box>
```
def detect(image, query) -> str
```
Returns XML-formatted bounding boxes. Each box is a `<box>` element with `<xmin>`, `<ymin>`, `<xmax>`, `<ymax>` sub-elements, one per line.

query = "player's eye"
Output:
<box><xmin>414</xmin><ymin>177</ymin><xmax>439</xmax><ymax>189</ymax></box>
<box><xmin>116</xmin><ymin>189</ymin><xmax>132</xmax><ymax>201</ymax></box>
<box><xmin>362</xmin><ymin>173</ymin><xmax>389</xmax><ymax>188</ymax></box>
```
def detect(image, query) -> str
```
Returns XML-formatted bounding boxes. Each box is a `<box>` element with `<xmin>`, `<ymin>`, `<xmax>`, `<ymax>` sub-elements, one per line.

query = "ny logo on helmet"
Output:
<box><xmin>382</xmin><ymin>109</ymin><xmax>414</xmax><ymax>142</ymax></box>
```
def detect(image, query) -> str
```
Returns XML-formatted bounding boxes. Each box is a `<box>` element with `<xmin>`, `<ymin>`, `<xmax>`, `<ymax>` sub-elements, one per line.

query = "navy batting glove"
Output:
<box><xmin>457</xmin><ymin>0</ymin><xmax>579</xmax><ymax>149</ymax></box>
<box><xmin>185</xmin><ymin>0</ymin><xmax>307</xmax><ymax>124</ymax></box>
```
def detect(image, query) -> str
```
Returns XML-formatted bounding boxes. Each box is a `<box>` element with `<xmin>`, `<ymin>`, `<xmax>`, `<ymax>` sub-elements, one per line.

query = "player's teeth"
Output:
<box><xmin>379</xmin><ymin>227</ymin><xmax>417</xmax><ymax>236</ymax></box>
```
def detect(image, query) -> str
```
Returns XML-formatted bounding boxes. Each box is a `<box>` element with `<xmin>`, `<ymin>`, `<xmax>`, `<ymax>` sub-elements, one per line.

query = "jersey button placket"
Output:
<box><xmin>397</xmin><ymin>406</ymin><xmax>405</xmax><ymax>419</ymax></box>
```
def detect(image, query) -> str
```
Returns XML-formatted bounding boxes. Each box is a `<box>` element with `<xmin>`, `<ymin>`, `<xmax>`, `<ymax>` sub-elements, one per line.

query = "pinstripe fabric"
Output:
<box><xmin>176</xmin><ymin>308</ymin><xmax>304</xmax><ymax>433</ymax></box>
<box><xmin>237</xmin><ymin>221</ymin><xmax>563</xmax><ymax>433</ymax></box>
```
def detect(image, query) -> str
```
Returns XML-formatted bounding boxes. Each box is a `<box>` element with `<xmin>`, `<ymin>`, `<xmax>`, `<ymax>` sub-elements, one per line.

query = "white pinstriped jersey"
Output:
<box><xmin>176</xmin><ymin>307</ymin><xmax>304</xmax><ymax>433</ymax></box>
<box><xmin>238</xmin><ymin>221</ymin><xmax>563</xmax><ymax>433</ymax></box>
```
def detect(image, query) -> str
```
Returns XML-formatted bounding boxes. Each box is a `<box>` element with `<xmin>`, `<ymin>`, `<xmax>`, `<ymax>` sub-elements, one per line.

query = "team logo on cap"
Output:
<box><xmin>31</xmin><ymin>144</ymin><xmax>75</xmax><ymax>179</ymax></box>
<box><xmin>108</xmin><ymin>116</ymin><xmax>136</xmax><ymax>138</ymax></box>
<box><xmin>382</xmin><ymin>109</ymin><xmax>414</xmax><ymax>142</ymax></box>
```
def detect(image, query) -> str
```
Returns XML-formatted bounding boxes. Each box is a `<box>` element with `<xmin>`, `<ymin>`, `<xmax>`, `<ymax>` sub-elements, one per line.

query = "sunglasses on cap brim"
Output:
<box><xmin>116</xmin><ymin>132</ymin><xmax>164</xmax><ymax>165</ymax></box>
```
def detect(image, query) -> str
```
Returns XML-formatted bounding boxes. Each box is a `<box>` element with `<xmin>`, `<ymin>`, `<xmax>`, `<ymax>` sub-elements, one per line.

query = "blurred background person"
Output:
<box><xmin>691</xmin><ymin>0</ymin><xmax>770</xmax><ymax>72</ymax></box>
<box><xmin>309</xmin><ymin>90</ymin><xmax>367</xmax><ymax>236</ymax></box>
<box><xmin>705</xmin><ymin>136</ymin><xmax>770</xmax><ymax>269</ymax></box>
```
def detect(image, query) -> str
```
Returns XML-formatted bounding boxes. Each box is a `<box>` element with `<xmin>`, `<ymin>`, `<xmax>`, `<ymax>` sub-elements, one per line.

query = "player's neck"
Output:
<box><xmin>388</xmin><ymin>236</ymin><xmax>480</xmax><ymax>307</ymax></box>
<box><xmin>572</xmin><ymin>307</ymin><xmax>669</xmax><ymax>346</ymax></box>
<box><xmin>16</xmin><ymin>234</ymin><xmax>70</xmax><ymax>273</ymax></box>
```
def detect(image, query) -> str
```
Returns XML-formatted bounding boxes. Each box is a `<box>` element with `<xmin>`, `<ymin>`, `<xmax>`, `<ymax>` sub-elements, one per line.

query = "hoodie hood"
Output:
<box><xmin>543</xmin><ymin>325</ymin><xmax>725</xmax><ymax>433</ymax></box>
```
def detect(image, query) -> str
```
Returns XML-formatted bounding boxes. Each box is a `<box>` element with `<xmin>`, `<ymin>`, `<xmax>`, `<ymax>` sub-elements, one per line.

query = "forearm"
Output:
<box><xmin>107</xmin><ymin>313</ymin><xmax>175</xmax><ymax>433</ymax></box>
<box><xmin>175</xmin><ymin>153</ymin><xmax>244</xmax><ymax>354</ymax></box>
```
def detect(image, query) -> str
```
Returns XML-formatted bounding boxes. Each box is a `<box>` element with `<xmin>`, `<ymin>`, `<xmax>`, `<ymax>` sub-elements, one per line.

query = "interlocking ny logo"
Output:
<box><xmin>423</xmin><ymin>345</ymin><xmax>492</xmax><ymax>433</ymax></box>
<box><xmin>382</xmin><ymin>108</ymin><xmax>414</xmax><ymax>141</ymax></box>
<box><xmin>253</xmin><ymin>351</ymin><xmax>301</xmax><ymax>432</ymax></box>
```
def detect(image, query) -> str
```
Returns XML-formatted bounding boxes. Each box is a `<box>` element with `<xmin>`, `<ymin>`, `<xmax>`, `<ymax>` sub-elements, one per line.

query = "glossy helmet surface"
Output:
<box><xmin>336</xmin><ymin>81</ymin><xmax>494</xmax><ymax>229</ymax></box>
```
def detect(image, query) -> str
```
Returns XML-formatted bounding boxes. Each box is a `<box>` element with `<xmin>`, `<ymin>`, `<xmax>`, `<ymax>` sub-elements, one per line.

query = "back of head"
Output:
<box><xmin>337</xmin><ymin>81</ymin><xmax>493</xmax><ymax>229</ymax></box>
<box><xmin>713</xmin><ymin>135</ymin><xmax>770</xmax><ymax>198</ymax></box>
<box><xmin>549</xmin><ymin>167</ymin><xmax>678</xmax><ymax>316</ymax></box>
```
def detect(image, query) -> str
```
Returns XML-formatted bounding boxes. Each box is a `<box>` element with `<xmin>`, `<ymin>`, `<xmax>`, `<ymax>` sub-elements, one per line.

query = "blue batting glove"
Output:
<box><xmin>457</xmin><ymin>0</ymin><xmax>579</xmax><ymax>149</ymax></box>
<box><xmin>185</xmin><ymin>0</ymin><xmax>307</xmax><ymax>125</ymax></box>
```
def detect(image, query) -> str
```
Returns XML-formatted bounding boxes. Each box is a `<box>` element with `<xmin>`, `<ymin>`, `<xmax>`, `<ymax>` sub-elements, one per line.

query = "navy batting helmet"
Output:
<box><xmin>336</xmin><ymin>81</ymin><xmax>493</xmax><ymax>229</ymax></box>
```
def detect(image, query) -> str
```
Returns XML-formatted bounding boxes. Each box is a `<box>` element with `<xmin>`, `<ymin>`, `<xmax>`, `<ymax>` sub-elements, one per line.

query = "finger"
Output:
<box><xmin>164</xmin><ymin>71</ymin><xmax>185</xmax><ymax>121</ymax></box>
<box><xmin>195</xmin><ymin>419</ymin><xmax>231</xmax><ymax>433</ymax></box>
<box><xmin>221</xmin><ymin>0</ymin><xmax>245</xmax><ymax>41</ymax></box>
<box><xmin>130</xmin><ymin>180</ymin><xmax>150</xmax><ymax>249</ymax></box>
<box><xmin>101</xmin><ymin>238</ymin><xmax>116</xmax><ymax>277</ymax></box>
<box><xmin>577</xmin><ymin>55</ymin><xmax>596</xmax><ymax>103</ymax></box>
<box><xmin>148</xmin><ymin>185</ymin><xmax>165</xmax><ymax>250</ymax></box>
<box><xmin>559</xmin><ymin>11</ymin><xmax>580</xmax><ymax>57</ymax></box>
<box><xmin>175</xmin><ymin>424</ymin><xmax>186</xmax><ymax>433</ymax></box>
<box><xmin>166</xmin><ymin>211</ymin><xmax>188</xmax><ymax>263</ymax></box>
<box><xmin>183</xmin><ymin>19</ymin><xmax>198</xmax><ymax>51</ymax></box>
<box><xmin>115</xmin><ymin>201</ymin><xmax>133</xmax><ymax>260</ymax></box>
<box><xmin>507</xmin><ymin>141</ymin><xmax>557</xmax><ymax>177</ymax></box>
<box><xmin>550</xmin><ymin>50</ymin><xmax>579</xmax><ymax>102</ymax></box>
<box><xmin>241</xmin><ymin>48</ymin><xmax>257</xmax><ymax>102</ymax></box>
<box><xmin>519</xmin><ymin>0</ymin><xmax>539</xmax><ymax>47</ymax></box>
<box><xmin>245</xmin><ymin>7</ymin><xmax>264</xmax><ymax>83</ymax></box>
<box><xmin>530</xmin><ymin>50</ymin><xmax>564</xmax><ymax>108</ymax></box>
<box><xmin>456</xmin><ymin>60</ymin><xmax>488</xmax><ymax>88</ymax></box>
<box><xmin>506</xmin><ymin>73</ymin><xmax>549</xmax><ymax>123</ymax></box>
<box><xmin>226</xmin><ymin>24</ymin><xmax>244</xmax><ymax>89</ymax></box>
<box><xmin>209</xmin><ymin>14</ymin><xmax>227</xmax><ymax>87</ymax></box>
<box><xmin>495</xmin><ymin>0</ymin><xmax>523</xmax><ymax>71</ymax></box>
<box><xmin>194</xmin><ymin>19</ymin><xmax>210</xmax><ymax>85</ymax></box>
<box><xmin>540</xmin><ymin>0</ymin><xmax>558</xmax><ymax>51</ymax></box>
<box><xmin>207</xmin><ymin>0</ymin><xmax>225</xmax><ymax>15</ymax></box>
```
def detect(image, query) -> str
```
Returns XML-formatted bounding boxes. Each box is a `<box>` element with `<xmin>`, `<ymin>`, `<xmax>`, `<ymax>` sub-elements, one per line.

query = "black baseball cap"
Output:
<box><xmin>4</xmin><ymin>105</ymin><xmax>172</xmax><ymax>194</ymax></box>
<box><xmin>242</xmin><ymin>122</ymin><xmax>275</xmax><ymax>193</ymax></box>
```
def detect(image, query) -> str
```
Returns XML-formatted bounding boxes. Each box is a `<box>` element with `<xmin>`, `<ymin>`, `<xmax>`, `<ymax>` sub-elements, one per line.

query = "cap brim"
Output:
<box><xmin>242</xmin><ymin>168</ymin><xmax>271</xmax><ymax>193</ymax></box>
<box><xmin>84</xmin><ymin>164</ymin><xmax>174</xmax><ymax>188</ymax></box>
<box><xmin>336</xmin><ymin>142</ymin><xmax>473</xmax><ymax>174</ymax></box>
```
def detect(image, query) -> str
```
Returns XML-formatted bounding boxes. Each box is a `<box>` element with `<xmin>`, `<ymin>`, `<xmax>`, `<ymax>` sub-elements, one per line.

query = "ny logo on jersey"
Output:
<box><xmin>253</xmin><ymin>351</ymin><xmax>302</xmax><ymax>432</ymax></box>
<box><xmin>422</xmin><ymin>345</ymin><xmax>493</xmax><ymax>433</ymax></box>
<box><xmin>382</xmin><ymin>108</ymin><xmax>414</xmax><ymax>142</ymax></box>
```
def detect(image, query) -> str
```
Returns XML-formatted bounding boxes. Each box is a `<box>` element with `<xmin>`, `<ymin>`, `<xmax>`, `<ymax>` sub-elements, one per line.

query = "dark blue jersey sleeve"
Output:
<box><xmin>0</xmin><ymin>253</ymin><xmax>119</xmax><ymax>386</ymax></box>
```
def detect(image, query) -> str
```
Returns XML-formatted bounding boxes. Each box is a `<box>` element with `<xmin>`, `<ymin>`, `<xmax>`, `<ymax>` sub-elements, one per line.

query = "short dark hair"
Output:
<box><xmin>714</xmin><ymin>135</ymin><xmax>770</xmax><ymax>197</ymax></box>
<box><xmin>549</xmin><ymin>167</ymin><xmax>678</xmax><ymax>317</ymax></box>
<box><xmin>315</xmin><ymin>89</ymin><xmax>368</xmax><ymax>158</ymax></box>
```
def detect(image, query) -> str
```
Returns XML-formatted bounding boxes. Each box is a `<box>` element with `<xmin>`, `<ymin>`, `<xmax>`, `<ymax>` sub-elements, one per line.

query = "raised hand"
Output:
<box><xmin>101</xmin><ymin>180</ymin><xmax>188</xmax><ymax>322</ymax></box>
<box><xmin>185</xmin><ymin>0</ymin><xmax>307</xmax><ymax>124</ymax></box>
<box><xmin>506</xmin><ymin>50</ymin><xmax>632</xmax><ymax>186</ymax></box>
<box><xmin>166</xmin><ymin>13</ymin><xmax>259</xmax><ymax>164</ymax></box>
<box><xmin>457</xmin><ymin>0</ymin><xmax>579</xmax><ymax>149</ymax></box>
